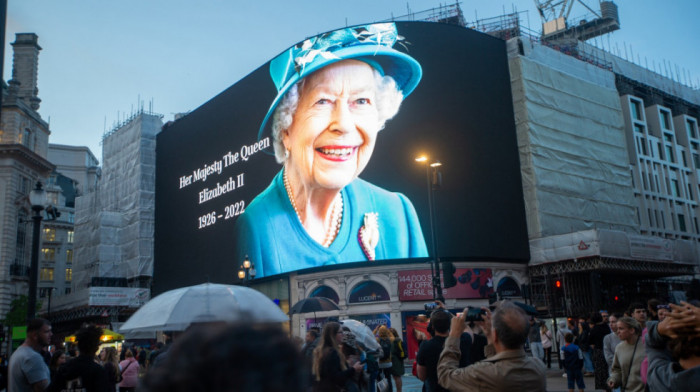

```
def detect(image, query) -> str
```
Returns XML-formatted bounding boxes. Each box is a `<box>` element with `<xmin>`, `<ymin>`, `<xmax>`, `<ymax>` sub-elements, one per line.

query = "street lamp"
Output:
<box><xmin>415</xmin><ymin>156</ymin><xmax>444</xmax><ymax>302</ymax></box>
<box><xmin>238</xmin><ymin>255</ymin><xmax>256</xmax><ymax>285</ymax></box>
<box><xmin>27</xmin><ymin>181</ymin><xmax>47</xmax><ymax>322</ymax></box>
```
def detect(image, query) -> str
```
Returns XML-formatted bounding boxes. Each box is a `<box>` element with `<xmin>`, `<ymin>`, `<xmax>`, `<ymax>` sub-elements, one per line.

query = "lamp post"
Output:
<box><xmin>415</xmin><ymin>156</ymin><xmax>444</xmax><ymax>302</ymax></box>
<box><xmin>238</xmin><ymin>255</ymin><xmax>256</xmax><ymax>286</ymax></box>
<box><xmin>27</xmin><ymin>181</ymin><xmax>47</xmax><ymax>322</ymax></box>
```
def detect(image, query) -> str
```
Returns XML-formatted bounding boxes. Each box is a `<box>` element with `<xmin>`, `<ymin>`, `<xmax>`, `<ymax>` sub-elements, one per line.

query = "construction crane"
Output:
<box><xmin>533</xmin><ymin>0</ymin><xmax>620</xmax><ymax>43</ymax></box>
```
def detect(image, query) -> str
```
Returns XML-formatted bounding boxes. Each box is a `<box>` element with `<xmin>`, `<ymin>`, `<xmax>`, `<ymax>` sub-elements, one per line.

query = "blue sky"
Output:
<box><xmin>4</xmin><ymin>0</ymin><xmax>699</xmax><ymax>161</ymax></box>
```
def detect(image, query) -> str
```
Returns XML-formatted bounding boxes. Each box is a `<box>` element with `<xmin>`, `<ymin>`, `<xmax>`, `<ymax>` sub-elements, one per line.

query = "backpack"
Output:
<box><xmin>379</xmin><ymin>338</ymin><xmax>392</xmax><ymax>360</ymax></box>
<box><xmin>396</xmin><ymin>340</ymin><xmax>406</xmax><ymax>360</ymax></box>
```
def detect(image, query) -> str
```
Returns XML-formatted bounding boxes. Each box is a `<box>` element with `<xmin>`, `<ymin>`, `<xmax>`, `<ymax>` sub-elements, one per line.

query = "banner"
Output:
<box><xmin>88</xmin><ymin>287</ymin><xmax>150</xmax><ymax>307</ymax></box>
<box><xmin>398</xmin><ymin>268</ymin><xmax>493</xmax><ymax>301</ymax></box>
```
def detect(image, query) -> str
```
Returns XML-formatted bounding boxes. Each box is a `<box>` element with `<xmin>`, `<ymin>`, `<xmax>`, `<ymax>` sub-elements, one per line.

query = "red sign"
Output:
<box><xmin>398</xmin><ymin>268</ymin><xmax>493</xmax><ymax>301</ymax></box>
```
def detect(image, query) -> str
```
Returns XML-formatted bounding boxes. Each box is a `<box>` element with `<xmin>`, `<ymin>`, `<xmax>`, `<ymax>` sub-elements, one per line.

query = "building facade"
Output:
<box><xmin>0</xmin><ymin>33</ymin><xmax>54</xmax><ymax>319</ymax></box>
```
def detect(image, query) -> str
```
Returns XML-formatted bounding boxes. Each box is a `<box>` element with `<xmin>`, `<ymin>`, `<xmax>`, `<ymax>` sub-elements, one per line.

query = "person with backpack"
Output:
<box><xmin>389</xmin><ymin>328</ymin><xmax>406</xmax><ymax>392</ymax></box>
<box><xmin>561</xmin><ymin>332</ymin><xmax>586</xmax><ymax>392</ymax></box>
<box><xmin>376</xmin><ymin>326</ymin><xmax>394</xmax><ymax>392</ymax></box>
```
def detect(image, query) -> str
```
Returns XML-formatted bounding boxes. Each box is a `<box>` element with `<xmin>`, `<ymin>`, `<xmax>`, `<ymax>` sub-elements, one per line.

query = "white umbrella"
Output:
<box><xmin>341</xmin><ymin>319</ymin><xmax>381</xmax><ymax>352</ymax></box>
<box><xmin>119</xmin><ymin>283</ymin><xmax>287</xmax><ymax>333</ymax></box>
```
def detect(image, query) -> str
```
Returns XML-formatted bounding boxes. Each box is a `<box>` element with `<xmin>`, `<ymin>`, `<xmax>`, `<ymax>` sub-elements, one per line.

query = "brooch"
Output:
<box><xmin>358</xmin><ymin>212</ymin><xmax>379</xmax><ymax>261</ymax></box>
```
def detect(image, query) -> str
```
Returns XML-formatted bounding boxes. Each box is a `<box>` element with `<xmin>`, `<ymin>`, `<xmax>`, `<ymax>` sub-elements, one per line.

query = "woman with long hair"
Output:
<box><xmin>312</xmin><ymin>322</ymin><xmax>363</xmax><ymax>392</ymax></box>
<box><xmin>540</xmin><ymin>322</ymin><xmax>553</xmax><ymax>369</ymax></box>
<box><xmin>101</xmin><ymin>347</ymin><xmax>120</xmax><ymax>392</ymax></box>
<box><xmin>389</xmin><ymin>327</ymin><xmax>405</xmax><ymax>392</ymax></box>
<box><xmin>48</xmin><ymin>350</ymin><xmax>66</xmax><ymax>384</ymax></box>
<box><xmin>376</xmin><ymin>325</ymin><xmax>394</xmax><ymax>392</ymax></box>
<box><xmin>607</xmin><ymin>317</ymin><xmax>646</xmax><ymax>392</ymax></box>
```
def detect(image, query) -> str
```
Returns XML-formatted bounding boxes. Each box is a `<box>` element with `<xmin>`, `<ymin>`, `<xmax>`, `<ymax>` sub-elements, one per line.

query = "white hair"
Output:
<box><xmin>271</xmin><ymin>69</ymin><xmax>404</xmax><ymax>163</ymax></box>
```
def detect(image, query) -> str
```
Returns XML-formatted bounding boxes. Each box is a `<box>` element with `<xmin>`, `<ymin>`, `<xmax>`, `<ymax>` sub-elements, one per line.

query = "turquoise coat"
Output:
<box><xmin>235</xmin><ymin>170</ymin><xmax>428</xmax><ymax>278</ymax></box>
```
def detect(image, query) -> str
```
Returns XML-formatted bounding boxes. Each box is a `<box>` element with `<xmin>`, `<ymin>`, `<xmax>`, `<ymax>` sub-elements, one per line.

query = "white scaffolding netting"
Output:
<box><xmin>508</xmin><ymin>37</ymin><xmax>638</xmax><ymax>240</ymax></box>
<box><xmin>73</xmin><ymin>114</ymin><xmax>162</xmax><ymax>290</ymax></box>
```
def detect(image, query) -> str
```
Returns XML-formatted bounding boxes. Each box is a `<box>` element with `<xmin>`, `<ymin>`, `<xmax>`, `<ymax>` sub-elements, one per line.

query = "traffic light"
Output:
<box><xmin>442</xmin><ymin>262</ymin><xmax>457</xmax><ymax>288</ymax></box>
<box><xmin>554</xmin><ymin>279</ymin><xmax>564</xmax><ymax>296</ymax></box>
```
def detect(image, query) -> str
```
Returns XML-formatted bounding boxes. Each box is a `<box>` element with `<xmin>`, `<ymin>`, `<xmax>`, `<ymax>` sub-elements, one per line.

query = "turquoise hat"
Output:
<box><xmin>257</xmin><ymin>22</ymin><xmax>422</xmax><ymax>141</ymax></box>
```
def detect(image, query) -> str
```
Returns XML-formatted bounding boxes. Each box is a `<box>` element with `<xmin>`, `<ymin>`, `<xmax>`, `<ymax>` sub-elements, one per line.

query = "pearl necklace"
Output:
<box><xmin>283</xmin><ymin>169</ymin><xmax>343</xmax><ymax>247</ymax></box>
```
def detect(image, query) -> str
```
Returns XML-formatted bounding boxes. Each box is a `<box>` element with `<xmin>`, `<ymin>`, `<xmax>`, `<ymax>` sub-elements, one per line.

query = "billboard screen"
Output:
<box><xmin>154</xmin><ymin>21</ymin><xmax>528</xmax><ymax>294</ymax></box>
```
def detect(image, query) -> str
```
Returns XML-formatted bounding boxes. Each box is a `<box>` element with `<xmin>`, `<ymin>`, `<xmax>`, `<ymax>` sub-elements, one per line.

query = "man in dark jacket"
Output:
<box><xmin>49</xmin><ymin>324</ymin><xmax>110</xmax><ymax>392</ymax></box>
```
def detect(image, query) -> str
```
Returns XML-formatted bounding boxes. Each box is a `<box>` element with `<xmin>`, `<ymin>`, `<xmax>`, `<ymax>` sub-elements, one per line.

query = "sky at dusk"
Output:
<box><xmin>3</xmin><ymin>0</ymin><xmax>699</xmax><ymax>161</ymax></box>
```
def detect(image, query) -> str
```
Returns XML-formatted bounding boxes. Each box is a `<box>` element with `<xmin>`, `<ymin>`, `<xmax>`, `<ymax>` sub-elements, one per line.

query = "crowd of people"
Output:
<box><xmin>5</xmin><ymin>297</ymin><xmax>700</xmax><ymax>391</ymax></box>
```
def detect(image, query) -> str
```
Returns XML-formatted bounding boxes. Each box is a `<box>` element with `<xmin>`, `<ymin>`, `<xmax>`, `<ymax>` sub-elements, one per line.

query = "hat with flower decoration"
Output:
<box><xmin>258</xmin><ymin>22</ymin><xmax>422</xmax><ymax>141</ymax></box>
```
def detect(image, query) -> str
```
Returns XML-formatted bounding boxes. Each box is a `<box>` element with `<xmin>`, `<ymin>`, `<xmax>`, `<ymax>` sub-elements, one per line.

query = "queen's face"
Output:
<box><xmin>283</xmin><ymin>59</ymin><xmax>380</xmax><ymax>191</ymax></box>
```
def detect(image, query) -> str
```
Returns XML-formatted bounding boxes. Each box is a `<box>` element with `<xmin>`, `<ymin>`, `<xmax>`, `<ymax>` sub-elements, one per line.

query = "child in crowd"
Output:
<box><xmin>561</xmin><ymin>332</ymin><xmax>586</xmax><ymax>392</ymax></box>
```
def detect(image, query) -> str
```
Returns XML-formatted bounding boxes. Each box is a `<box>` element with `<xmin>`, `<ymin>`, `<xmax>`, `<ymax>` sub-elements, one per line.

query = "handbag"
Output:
<box><xmin>376</xmin><ymin>374</ymin><xmax>390</xmax><ymax>392</ymax></box>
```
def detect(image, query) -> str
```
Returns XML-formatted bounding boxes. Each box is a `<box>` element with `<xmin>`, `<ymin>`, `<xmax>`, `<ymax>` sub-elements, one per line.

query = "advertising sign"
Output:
<box><xmin>154</xmin><ymin>21</ymin><xmax>528</xmax><ymax>294</ymax></box>
<box><xmin>88</xmin><ymin>287</ymin><xmax>150</xmax><ymax>307</ymax></box>
<box><xmin>398</xmin><ymin>268</ymin><xmax>493</xmax><ymax>301</ymax></box>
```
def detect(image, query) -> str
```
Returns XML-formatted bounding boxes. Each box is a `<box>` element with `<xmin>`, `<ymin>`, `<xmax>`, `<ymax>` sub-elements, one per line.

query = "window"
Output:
<box><xmin>687</xmin><ymin>119</ymin><xmax>698</xmax><ymax>139</ymax></box>
<box><xmin>40</xmin><ymin>268</ymin><xmax>54</xmax><ymax>281</ymax></box>
<box><xmin>679</xmin><ymin>214</ymin><xmax>687</xmax><ymax>232</ymax></box>
<box><xmin>661</xmin><ymin>212</ymin><xmax>666</xmax><ymax>229</ymax></box>
<box><xmin>0</xmin><ymin>129</ymin><xmax>3</xmax><ymax>142</ymax></box>
<box><xmin>15</xmin><ymin>210</ymin><xmax>28</xmax><ymax>265</ymax></box>
<box><xmin>47</xmin><ymin>192</ymin><xmax>58</xmax><ymax>206</ymax></box>
<box><xmin>695</xmin><ymin>217</ymin><xmax>699</xmax><ymax>234</ymax></box>
<box><xmin>631</xmin><ymin>100</ymin><xmax>643</xmax><ymax>121</ymax></box>
<box><xmin>665</xmin><ymin>145</ymin><xmax>675</xmax><ymax>163</ymax></box>
<box><xmin>66</xmin><ymin>249</ymin><xmax>73</xmax><ymax>263</ymax></box>
<box><xmin>65</xmin><ymin>268</ymin><xmax>72</xmax><ymax>282</ymax></box>
<box><xmin>694</xmin><ymin>153</ymin><xmax>700</xmax><ymax>169</ymax></box>
<box><xmin>43</xmin><ymin>228</ymin><xmax>56</xmax><ymax>241</ymax></box>
<box><xmin>41</xmin><ymin>248</ymin><xmax>56</xmax><ymax>261</ymax></box>
<box><xmin>682</xmin><ymin>151</ymin><xmax>688</xmax><ymax>167</ymax></box>
<box><xmin>67</xmin><ymin>230</ymin><xmax>74</xmax><ymax>243</ymax></box>
<box><xmin>20</xmin><ymin>128</ymin><xmax>33</xmax><ymax>149</ymax></box>
<box><xmin>688</xmin><ymin>183</ymin><xmax>695</xmax><ymax>201</ymax></box>
<box><xmin>649</xmin><ymin>140</ymin><xmax>655</xmax><ymax>158</ymax></box>
<box><xmin>65</xmin><ymin>287</ymin><xmax>72</xmax><ymax>294</ymax></box>
<box><xmin>648</xmin><ymin>208</ymin><xmax>653</xmax><ymax>226</ymax></box>
<box><xmin>672</xmin><ymin>179</ymin><xmax>681</xmax><ymax>197</ymax></box>
<box><xmin>638</xmin><ymin>138</ymin><xmax>647</xmax><ymax>155</ymax></box>
<box><xmin>664</xmin><ymin>132</ymin><xmax>674</xmax><ymax>143</ymax></box>
<box><xmin>634</xmin><ymin>124</ymin><xmax>644</xmax><ymax>133</ymax></box>
<box><xmin>19</xmin><ymin>176</ymin><xmax>30</xmax><ymax>195</ymax></box>
<box><xmin>660</xmin><ymin>110</ymin><xmax>672</xmax><ymax>130</ymax></box>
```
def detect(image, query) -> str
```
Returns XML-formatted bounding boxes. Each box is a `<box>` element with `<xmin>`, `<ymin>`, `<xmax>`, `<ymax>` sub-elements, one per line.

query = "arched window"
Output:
<box><xmin>348</xmin><ymin>280</ymin><xmax>390</xmax><ymax>304</ymax></box>
<box><xmin>309</xmin><ymin>285</ymin><xmax>339</xmax><ymax>304</ymax></box>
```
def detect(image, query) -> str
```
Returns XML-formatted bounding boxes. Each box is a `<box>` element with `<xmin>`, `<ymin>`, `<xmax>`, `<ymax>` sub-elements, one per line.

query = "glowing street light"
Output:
<box><xmin>415</xmin><ymin>155</ymin><xmax>444</xmax><ymax>302</ymax></box>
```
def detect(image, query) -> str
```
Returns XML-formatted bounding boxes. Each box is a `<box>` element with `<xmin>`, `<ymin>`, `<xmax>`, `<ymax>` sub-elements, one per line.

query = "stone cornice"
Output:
<box><xmin>0</xmin><ymin>144</ymin><xmax>55</xmax><ymax>173</ymax></box>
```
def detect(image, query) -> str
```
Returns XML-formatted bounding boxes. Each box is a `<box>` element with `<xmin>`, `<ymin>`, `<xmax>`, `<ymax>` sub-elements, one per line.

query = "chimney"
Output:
<box><xmin>10</xmin><ymin>33</ymin><xmax>41</xmax><ymax>110</ymax></box>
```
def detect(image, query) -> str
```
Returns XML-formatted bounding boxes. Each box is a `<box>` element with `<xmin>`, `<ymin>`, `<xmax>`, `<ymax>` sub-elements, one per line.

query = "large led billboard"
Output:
<box><xmin>154</xmin><ymin>21</ymin><xmax>529</xmax><ymax>294</ymax></box>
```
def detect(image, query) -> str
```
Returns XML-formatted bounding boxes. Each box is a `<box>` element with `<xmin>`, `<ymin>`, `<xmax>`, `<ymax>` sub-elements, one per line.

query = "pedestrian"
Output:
<box><xmin>416</xmin><ymin>309</ymin><xmax>452</xmax><ymax>392</ymax></box>
<box><xmin>575</xmin><ymin>317</ymin><xmax>594</xmax><ymax>375</ymax></box>
<box><xmin>8</xmin><ymin>318</ymin><xmax>52</xmax><ymax>392</ymax></box>
<box><xmin>376</xmin><ymin>325</ymin><xmax>394</xmax><ymax>392</ymax></box>
<box><xmin>603</xmin><ymin>313</ymin><xmax>622</xmax><ymax>372</ymax></box>
<box><xmin>645</xmin><ymin>301</ymin><xmax>700</xmax><ymax>392</ymax></box>
<box><xmin>389</xmin><ymin>328</ymin><xmax>406</xmax><ymax>392</ymax></box>
<box><xmin>628</xmin><ymin>302</ymin><xmax>649</xmax><ymax>386</ymax></box>
<box><xmin>556</xmin><ymin>320</ymin><xmax>572</xmax><ymax>370</ymax></box>
<box><xmin>588</xmin><ymin>311</ymin><xmax>611</xmax><ymax>390</ymax></box>
<box><xmin>540</xmin><ymin>322</ymin><xmax>553</xmax><ymax>368</ymax></box>
<box><xmin>101</xmin><ymin>347</ymin><xmax>120</xmax><ymax>392</ymax></box>
<box><xmin>607</xmin><ymin>317</ymin><xmax>646</xmax><ymax>392</ymax></box>
<box><xmin>561</xmin><ymin>332</ymin><xmax>585</xmax><ymax>392</ymax></box>
<box><xmin>140</xmin><ymin>323</ymin><xmax>306</xmax><ymax>392</ymax></box>
<box><xmin>528</xmin><ymin>317</ymin><xmax>544</xmax><ymax>362</ymax></box>
<box><xmin>437</xmin><ymin>302</ymin><xmax>547</xmax><ymax>391</ymax></box>
<box><xmin>118</xmin><ymin>349</ymin><xmax>140</xmax><ymax>392</ymax></box>
<box><xmin>48</xmin><ymin>324</ymin><xmax>110</xmax><ymax>392</ymax></box>
<box><xmin>312</xmin><ymin>322</ymin><xmax>363</xmax><ymax>392</ymax></box>
<box><xmin>49</xmin><ymin>350</ymin><xmax>66</xmax><ymax>383</ymax></box>
<box><xmin>656</xmin><ymin>304</ymin><xmax>670</xmax><ymax>322</ymax></box>
<box><xmin>340</xmin><ymin>328</ymin><xmax>364</xmax><ymax>392</ymax></box>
